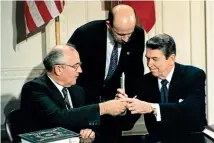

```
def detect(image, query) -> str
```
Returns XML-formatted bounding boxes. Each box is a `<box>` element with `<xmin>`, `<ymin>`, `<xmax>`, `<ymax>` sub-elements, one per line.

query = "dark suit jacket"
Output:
<box><xmin>67</xmin><ymin>20</ymin><xmax>145</xmax><ymax>103</ymax></box>
<box><xmin>67</xmin><ymin>20</ymin><xmax>145</xmax><ymax>136</ymax></box>
<box><xmin>137</xmin><ymin>63</ymin><xmax>207</xmax><ymax>134</ymax></box>
<box><xmin>20</xmin><ymin>74</ymin><xmax>100</xmax><ymax>133</ymax></box>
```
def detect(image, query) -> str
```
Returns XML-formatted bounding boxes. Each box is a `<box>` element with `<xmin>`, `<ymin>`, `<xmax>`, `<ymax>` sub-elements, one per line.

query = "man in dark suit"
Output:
<box><xmin>67</xmin><ymin>4</ymin><xmax>145</xmax><ymax>136</ymax></box>
<box><xmin>118</xmin><ymin>34</ymin><xmax>207</xmax><ymax>135</ymax></box>
<box><xmin>20</xmin><ymin>45</ymin><xmax>128</xmax><ymax>139</ymax></box>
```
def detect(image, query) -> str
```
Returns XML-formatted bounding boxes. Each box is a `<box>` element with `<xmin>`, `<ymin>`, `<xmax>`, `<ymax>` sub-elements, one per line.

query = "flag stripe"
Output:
<box><xmin>35</xmin><ymin>1</ymin><xmax>52</xmax><ymax>23</ymax></box>
<box><xmin>44</xmin><ymin>1</ymin><xmax>60</xmax><ymax>18</ymax></box>
<box><xmin>54</xmin><ymin>0</ymin><xmax>63</xmax><ymax>13</ymax></box>
<box><xmin>26</xmin><ymin>1</ymin><xmax>44</xmax><ymax>27</ymax></box>
<box><xmin>24</xmin><ymin>0</ymin><xmax>65</xmax><ymax>35</ymax></box>
<box><xmin>24</xmin><ymin>16</ymin><xmax>30</xmax><ymax>35</ymax></box>
<box><xmin>24</xmin><ymin>1</ymin><xmax>37</xmax><ymax>33</ymax></box>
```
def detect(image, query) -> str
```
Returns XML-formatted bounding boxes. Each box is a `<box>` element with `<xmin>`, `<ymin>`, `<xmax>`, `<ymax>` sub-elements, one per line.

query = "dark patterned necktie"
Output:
<box><xmin>160</xmin><ymin>79</ymin><xmax>168</xmax><ymax>103</ymax></box>
<box><xmin>62</xmin><ymin>88</ymin><xmax>71</xmax><ymax>109</ymax></box>
<box><xmin>106</xmin><ymin>42</ymin><xmax>118</xmax><ymax>80</ymax></box>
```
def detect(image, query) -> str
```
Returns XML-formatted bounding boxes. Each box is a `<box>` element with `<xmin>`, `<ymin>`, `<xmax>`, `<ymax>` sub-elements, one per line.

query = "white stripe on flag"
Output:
<box><xmin>24</xmin><ymin>16</ymin><xmax>30</xmax><ymax>34</ymax></box>
<box><xmin>44</xmin><ymin>1</ymin><xmax>60</xmax><ymax>18</ymax></box>
<box><xmin>26</xmin><ymin>1</ymin><xmax>44</xmax><ymax>27</ymax></box>
<box><xmin>60</xmin><ymin>0</ymin><xmax>64</xmax><ymax>9</ymax></box>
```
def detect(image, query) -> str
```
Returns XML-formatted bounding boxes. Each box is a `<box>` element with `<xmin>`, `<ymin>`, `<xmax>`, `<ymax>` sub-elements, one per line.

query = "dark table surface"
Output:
<box><xmin>92</xmin><ymin>133</ymin><xmax>214</xmax><ymax>143</ymax></box>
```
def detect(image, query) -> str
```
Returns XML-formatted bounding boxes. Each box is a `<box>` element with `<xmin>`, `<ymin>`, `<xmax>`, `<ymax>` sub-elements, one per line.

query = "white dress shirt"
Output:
<box><xmin>104</xmin><ymin>29</ymin><xmax>122</xmax><ymax>79</ymax></box>
<box><xmin>48</xmin><ymin>76</ymin><xmax>73</xmax><ymax>109</ymax></box>
<box><xmin>153</xmin><ymin>66</ymin><xmax>175</xmax><ymax>121</ymax></box>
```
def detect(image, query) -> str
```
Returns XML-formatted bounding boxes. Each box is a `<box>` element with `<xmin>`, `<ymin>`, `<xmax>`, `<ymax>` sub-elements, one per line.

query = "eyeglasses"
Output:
<box><xmin>55</xmin><ymin>62</ymin><xmax>82</xmax><ymax>71</ymax></box>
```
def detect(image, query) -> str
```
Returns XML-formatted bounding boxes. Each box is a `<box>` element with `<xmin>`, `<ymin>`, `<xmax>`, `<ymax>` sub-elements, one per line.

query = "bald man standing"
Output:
<box><xmin>67</xmin><ymin>4</ymin><xmax>145</xmax><ymax>137</ymax></box>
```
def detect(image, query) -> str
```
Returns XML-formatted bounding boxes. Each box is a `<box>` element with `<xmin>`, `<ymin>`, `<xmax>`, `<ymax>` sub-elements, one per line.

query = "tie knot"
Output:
<box><xmin>161</xmin><ymin>79</ymin><xmax>168</xmax><ymax>86</ymax></box>
<box><xmin>62</xmin><ymin>88</ymin><xmax>68</xmax><ymax>97</ymax></box>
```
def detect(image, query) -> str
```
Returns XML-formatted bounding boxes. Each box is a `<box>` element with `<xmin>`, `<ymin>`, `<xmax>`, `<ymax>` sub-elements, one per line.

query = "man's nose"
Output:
<box><xmin>77</xmin><ymin>66</ymin><xmax>83</xmax><ymax>73</ymax></box>
<box><xmin>147</xmin><ymin>59</ymin><xmax>154</xmax><ymax>67</ymax></box>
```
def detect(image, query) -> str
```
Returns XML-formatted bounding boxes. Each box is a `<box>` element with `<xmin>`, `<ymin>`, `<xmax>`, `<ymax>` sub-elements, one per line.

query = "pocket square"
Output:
<box><xmin>178</xmin><ymin>99</ymin><xmax>184</xmax><ymax>103</ymax></box>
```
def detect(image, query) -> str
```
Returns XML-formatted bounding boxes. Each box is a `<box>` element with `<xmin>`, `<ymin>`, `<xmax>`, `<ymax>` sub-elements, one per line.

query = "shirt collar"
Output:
<box><xmin>107</xmin><ymin>28</ymin><xmax>115</xmax><ymax>44</ymax></box>
<box><xmin>158</xmin><ymin>65</ymin><xmax>175</xmax><ymax>83</ymax></box>
<box><xmin>47</xmin><ymin>75</ymin><xmax>64</xmax><ymax>92</ymax></box>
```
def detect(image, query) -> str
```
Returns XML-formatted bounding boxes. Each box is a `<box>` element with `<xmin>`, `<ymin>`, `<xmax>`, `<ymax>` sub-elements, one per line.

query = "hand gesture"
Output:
<box><xmin>101</xmin><ymin>99</ymin><xmax>127</xmax><ymax>116</ymax></box>
<box><xmin>80</xmin><ymin>128</ymin><xmax>95</xmax><ymax>140</ymax></box>
<box><xmin>122</xmin><ymin>98</ymin><xmax>153</xmax><ymax>114</ymax></box>
<box><xmin>115</xmin><ymin>88</ymin><xmax>128</xmax><ymax>100</ymax></box>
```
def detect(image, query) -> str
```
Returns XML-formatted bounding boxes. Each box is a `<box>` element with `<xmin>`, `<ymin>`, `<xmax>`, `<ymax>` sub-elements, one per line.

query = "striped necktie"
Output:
<box><xmin>62</xmin><ymin>88</ymin><xmax>71</xmax><ymax>109</ymax></box>
<box><xmin>106</xmin><ymin>42</ymin><xmax>118</xmax><ymax>80</ymax></box>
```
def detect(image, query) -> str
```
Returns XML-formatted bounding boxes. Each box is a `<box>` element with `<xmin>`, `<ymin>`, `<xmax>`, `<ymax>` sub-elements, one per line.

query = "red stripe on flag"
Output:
<box><xmin>35</xmin><ymin>1</ymin><xmax>53</xmax><ymax>23</ymax></box>
<box><xmin>121</xmin><ymin>0</ymin><xmax>156</xmax><ymax>33</ymax></box>
<box><xmin>54</xmin><ymin>1</ymin><xmax>63</xmax><ymax>13</ymax></box>
<box><xmin>24</xmin><ymin>1</ymin><xmax>37</xmax><ymax>33</ymax></box>
<box><xmin>24</xmin><ymin>0</ymin><xmax>65</xmax><ymax>35</ymax></box>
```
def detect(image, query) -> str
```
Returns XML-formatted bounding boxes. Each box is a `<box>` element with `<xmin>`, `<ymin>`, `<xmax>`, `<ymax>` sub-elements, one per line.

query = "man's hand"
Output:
<box><xmin>80</xmin><ymin>129</ymin><xmax>95</xmax><ymax>140</ymax></box>
<box><xmin>99</xmin><ymin>99</ymin><xmax>127</xmax><ymax>116</ymax></box>
<box><xmin>115</xmin><ymin>88</ymin><xmax>128</xmax><ymax>100</ymax></box>
<box><xmin>122</xmin><ymin>98</ymin><xmax>153</xmax><ymax>114</ymax></box>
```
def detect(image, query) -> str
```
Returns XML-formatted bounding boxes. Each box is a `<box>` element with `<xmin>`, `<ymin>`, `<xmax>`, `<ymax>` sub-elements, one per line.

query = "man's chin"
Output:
<box><xmin>116</xmin><ymin>40</ymin><xmax>126</xmax><ymax>45</ymax></box>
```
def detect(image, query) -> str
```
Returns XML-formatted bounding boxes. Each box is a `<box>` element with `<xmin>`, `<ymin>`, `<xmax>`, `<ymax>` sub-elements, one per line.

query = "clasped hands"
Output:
<box><xmin>115</xmin><ymin>88</ymin><xmax>153</xmax><ymax>115</ymax></box>
<box><xmin>100</xmin><ymin>89</ymin><xmax>153</xmax><ymax>117</ymax></box>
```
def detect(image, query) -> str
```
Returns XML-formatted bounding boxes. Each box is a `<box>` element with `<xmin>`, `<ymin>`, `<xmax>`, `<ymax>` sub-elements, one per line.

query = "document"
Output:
<box><xmin>203</xmin><ymin>124</ymin><xmax>214</xmax><ymax>140</ymax></box>
<box><xmin>120</xmin><ymin>72</ymin><xmax>125</xmax><ymax>91</ymax></box>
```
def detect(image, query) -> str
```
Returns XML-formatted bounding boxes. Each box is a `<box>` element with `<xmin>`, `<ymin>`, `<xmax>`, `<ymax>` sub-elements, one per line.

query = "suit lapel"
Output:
<box><xmin>168</xmin><ymin>63</ymin><xmax>183</xmax><ymax>101</ymax></box>
<box><xmin>142</xmin><ymin>74</ymin><xmax>161</xmax><ymax>102</ymax></box>
<box><xmin>42</xmin><ymin>74</ymin><xmax>67</xmax><ymax>109</ymax></box>
<box><xmin>67</xmin><ymin>88</ymin><xmax>77</xmax><ymax>108</ymax></box>
<box><xmin>150</xmin><ymin>75</ymin><xmax>161</xmax><ymax>102</ymax></box>
<box><xmin>67</xmin><ymin>86</ymin><xmax>84</xmax><ymax>108</ymax></box>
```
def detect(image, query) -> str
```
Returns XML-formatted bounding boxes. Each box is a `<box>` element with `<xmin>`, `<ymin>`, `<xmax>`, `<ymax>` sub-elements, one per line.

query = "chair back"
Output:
<box><xmin>5</xmin><ymin>109</ymin><xmax>22</xmax><ymax>143</ymax></box>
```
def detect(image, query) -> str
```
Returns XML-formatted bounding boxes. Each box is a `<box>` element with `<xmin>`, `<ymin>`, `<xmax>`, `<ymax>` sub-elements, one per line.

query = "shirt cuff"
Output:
<box><xmin>151</xmin><ymin>103</ymin><xmax>161</xmax><ymax>122</ymax></box>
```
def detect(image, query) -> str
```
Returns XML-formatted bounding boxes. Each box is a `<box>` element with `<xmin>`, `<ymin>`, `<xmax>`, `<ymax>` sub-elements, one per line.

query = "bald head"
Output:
<box><xmin>108</xmin><ymin>4</ymin><xmax>136</xmax><ymax>30</ymax></box>
<box><xmin>43</xmin><ymin>44</ymin><xmax>78</xmax><ymax>72</ymax></box>
<box><xmin>107</xmin><ymin>4</ymin><xmax>136</xmax><ymax>43</ymax></box>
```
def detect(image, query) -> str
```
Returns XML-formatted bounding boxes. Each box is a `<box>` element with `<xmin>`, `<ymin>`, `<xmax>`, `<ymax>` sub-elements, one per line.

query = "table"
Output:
<box><xmin>92</xmin><ymin>133</ymin><xmax>214</xmax><ymax>143</ymax></box>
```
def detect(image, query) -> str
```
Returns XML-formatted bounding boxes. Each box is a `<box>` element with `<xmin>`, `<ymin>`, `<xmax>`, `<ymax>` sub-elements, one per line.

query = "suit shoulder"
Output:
<box><xmin>23</xmin><ymin>76</ymin><xmax>42</xmax><ymax>87</ymax></box>
<box><xmin>144</xmin><ymin>72</ymin><xmax>154</xmax><ymax>78</ymax></box>
<box><xmin>77</xmin><ymin>20</ymin><xmax>105</xmax><ymax>32</ymax></box>
<box><xmin>177</xmin><ymin>63</ymin><xmax>205</xmax><ymax>75</ymax></box>
<box><xmin>133</xmin><ymin>25</ymin><xmax>144</xmax><ymax>36</ymax></box>
<box><xmin>135</xmin><ymin>25</ymin><xmax>144</xmax><ymax>32</ymax></box>
<box><xmin>22</xmin><ymin>75</ymin><xmax>48</xmax><ymax>91</ymax></box>
<box><xmin>140</xmin><ymin>72</ymin><xmax>156</xmax><ymax>83</ymax></box>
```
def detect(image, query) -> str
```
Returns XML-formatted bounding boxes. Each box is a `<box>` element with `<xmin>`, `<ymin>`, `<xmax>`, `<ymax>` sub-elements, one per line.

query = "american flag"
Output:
<box><xmin>24</xmin><ymin>0</ymin><xmax>65</xmax><ymax>35</ymax></box>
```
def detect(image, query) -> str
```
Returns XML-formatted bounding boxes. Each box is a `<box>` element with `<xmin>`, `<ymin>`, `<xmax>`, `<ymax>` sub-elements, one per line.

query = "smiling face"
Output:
<box><xmin>145</xmin><ymin>48</ymin><xmax>175</xmax><ymax>79</ymax></box>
